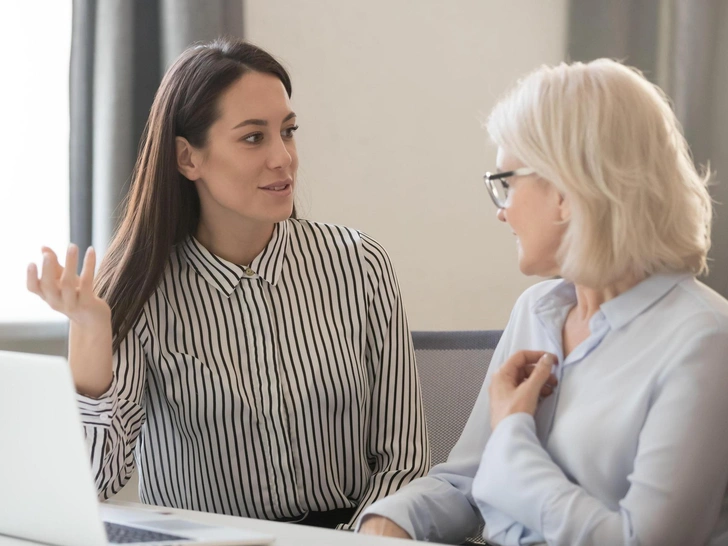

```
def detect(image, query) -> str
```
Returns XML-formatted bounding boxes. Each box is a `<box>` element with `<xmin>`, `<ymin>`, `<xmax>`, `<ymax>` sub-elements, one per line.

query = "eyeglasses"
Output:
<box><xmin>483</xmin><ymin>167</ymin><xmax>537</xmax><ymax>209</ymax></box>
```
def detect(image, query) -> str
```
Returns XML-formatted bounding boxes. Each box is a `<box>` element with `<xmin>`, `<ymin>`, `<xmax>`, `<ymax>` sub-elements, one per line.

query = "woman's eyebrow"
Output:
<box><xmin>232</xmin><ymin>111</ymin><xmax>296</xmax><ymax>130</ymax></box>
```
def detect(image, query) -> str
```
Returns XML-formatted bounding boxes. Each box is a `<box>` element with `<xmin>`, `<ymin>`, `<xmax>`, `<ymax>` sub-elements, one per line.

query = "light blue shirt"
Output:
<box><xmin>360</xmin><ymin>274</ymin><xmax>728</xmax><ymax>545</ymax></box>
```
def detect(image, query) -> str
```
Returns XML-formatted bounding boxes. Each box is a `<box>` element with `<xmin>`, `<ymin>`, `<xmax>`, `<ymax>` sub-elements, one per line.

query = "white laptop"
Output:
<box><xmin>0</xmin><ymin>350</ymin><xmax>275</xmax><ymax>546</ymax></box>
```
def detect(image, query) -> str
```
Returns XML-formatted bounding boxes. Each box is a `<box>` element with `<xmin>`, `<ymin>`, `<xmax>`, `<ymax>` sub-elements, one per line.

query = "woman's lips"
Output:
<box><xmin>260</xmin><ymin>180</ymin><xmax>293</xmax><ymax>196</ymax></box>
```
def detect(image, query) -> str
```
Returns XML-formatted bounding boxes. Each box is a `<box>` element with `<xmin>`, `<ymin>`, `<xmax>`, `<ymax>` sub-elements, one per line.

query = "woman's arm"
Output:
<box><xmin>345</xmin><ymin>234</ymin><xmax>430</xmax><ymax>528</ymax></box>
<box><xmin>76</xmin><ymin>320</ymin><xmax>149</xmax><ymax>499</ymax></box>
<box><xmin>28</xmin><ymin>245</ymin><xmax>149</xmax><ymax>499</ymax></box>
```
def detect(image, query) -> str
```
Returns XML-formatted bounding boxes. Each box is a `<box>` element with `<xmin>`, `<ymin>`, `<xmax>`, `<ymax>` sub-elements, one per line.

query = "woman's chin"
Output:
<box><xmin>517</xmin><ymin>258</ymin><xmax>560</xmax><ymax>279</ymax></box>
<box><xmin>265</xmin><ymin>201</ymin><xmax>295</xmax><ymax>223</ymax></box>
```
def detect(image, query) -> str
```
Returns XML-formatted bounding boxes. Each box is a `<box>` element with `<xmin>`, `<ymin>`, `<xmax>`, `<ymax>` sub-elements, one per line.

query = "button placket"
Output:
<box><xmin>245</xmin><ymin>281</ymin><xmax>289</xmax><ymax>512</ymax></box>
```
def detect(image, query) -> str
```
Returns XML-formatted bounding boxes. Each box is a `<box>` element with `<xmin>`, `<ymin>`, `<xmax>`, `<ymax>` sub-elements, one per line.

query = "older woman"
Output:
<box><xmin>358</xmin><ymin>59</ymin><xmax>728</xmax><ymax>545</ymax></box>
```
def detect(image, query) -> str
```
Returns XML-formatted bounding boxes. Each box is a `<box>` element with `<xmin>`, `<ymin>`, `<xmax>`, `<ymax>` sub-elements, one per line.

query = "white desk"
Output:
<box><xmin>0</xmin><ymin>499</ymin><xmax>449</xmax><ymax>546</ymax></box>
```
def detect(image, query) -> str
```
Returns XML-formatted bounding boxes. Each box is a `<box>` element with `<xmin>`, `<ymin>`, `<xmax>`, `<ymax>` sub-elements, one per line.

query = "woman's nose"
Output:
<box><xmin>496</xmin><ymin>207</ymin><xmax>506</xmax><ymax>222</ymax></box>
<box><xmin>268</xmin><ymin>136</ymin><xmax>293</xmax><ymax>170</ymax></box>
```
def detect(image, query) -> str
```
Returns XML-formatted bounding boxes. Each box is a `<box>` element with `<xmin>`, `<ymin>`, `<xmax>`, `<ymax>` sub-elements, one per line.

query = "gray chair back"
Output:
<box><xmin>412</xmin><ymin>330</ymin><xmax>502</xmax><ymax>468</ymax></box>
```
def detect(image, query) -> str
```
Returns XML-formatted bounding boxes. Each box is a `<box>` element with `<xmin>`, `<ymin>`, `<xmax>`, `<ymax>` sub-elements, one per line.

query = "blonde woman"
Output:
<box><xmin>359</xmin><ymin>59</ymin><xmax>728</xmax><ymax>545</ymax></box>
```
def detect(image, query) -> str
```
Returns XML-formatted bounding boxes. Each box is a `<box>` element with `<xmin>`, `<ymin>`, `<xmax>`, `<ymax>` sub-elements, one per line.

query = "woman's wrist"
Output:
<box><xmin>69</xmin><ymin>319</ymin><xmax>114</xmax><ymax>398</ymax></box>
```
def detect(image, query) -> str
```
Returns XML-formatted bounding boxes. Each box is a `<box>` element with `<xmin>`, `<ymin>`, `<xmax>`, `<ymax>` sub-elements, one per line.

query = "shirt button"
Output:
<box><xmin>245</xmin><ymin>267</ymin><xmax>254</xmax><ymax>276</ymax></box>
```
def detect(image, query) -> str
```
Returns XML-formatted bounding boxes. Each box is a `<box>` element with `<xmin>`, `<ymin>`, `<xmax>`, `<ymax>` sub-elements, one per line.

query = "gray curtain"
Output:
<box><xmin>567</xmin><ymin>0</ymin><xmax>728</xmax><ymax>297</ymax></box>
<box><xmin>70</xmin><ymin>0</ymin><xmax>244</xmax><ymax>257</ymax></box>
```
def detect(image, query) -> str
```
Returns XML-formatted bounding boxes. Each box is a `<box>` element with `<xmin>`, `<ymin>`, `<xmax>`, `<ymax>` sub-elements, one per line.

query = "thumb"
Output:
<box><xmin>522</xmin><ymin>353</ymin><xmax>555</xmax><ymax>397</ymax></box>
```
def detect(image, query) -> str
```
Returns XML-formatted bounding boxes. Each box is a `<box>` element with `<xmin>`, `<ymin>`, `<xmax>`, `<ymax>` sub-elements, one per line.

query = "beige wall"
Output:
<box><xmin>245</xmin><ymin>0</ymin><xmax>568</xmax><ymax>330</ymax></box>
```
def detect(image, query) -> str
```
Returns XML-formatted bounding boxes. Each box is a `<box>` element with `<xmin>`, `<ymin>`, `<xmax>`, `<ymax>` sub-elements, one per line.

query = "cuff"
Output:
<box><xmin>75</xmin><ymin>378</ymin><xmax>117</xmax><ymax>427</ymax></box>
<box><xmin>355</xmin><ymin>496</ymin><xmax>417</xmax><ymax>540</ymax></box>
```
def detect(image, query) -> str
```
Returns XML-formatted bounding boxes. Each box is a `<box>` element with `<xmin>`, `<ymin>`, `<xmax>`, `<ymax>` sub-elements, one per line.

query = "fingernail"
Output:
<box><xmin>540</xmin><ymin>354</ymin><xmax>555</xmax><ymax>366</ymax></box>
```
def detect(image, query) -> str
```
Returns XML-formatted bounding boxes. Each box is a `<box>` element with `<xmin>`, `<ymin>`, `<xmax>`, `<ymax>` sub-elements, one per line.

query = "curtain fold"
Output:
<box><xmin>69</xmin><ymin>0</ymin><xmax>244</xmax><ymax>257</ymax></box>
<box><xmin>567</xmin><ymin>0</ymin><xmax>728</xmax><ymax>296</ymax></box>
<box><xmin>567</xmin><ymin>0</ymin><xmax>660</xmax><ymax>78</ymax></box>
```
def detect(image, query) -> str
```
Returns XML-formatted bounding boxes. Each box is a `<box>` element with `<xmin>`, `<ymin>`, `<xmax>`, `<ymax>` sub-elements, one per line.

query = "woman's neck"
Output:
<box><xmin>572</xmin><ymin>273</ymin><xmax>644</xmax><ymax>322</ymax></box>
<box><xmin>195</xmin><ymin>216</ymin><xmax>276</xmax><ymax>266</ymax></box>
<box><xmin>562</xmin><ymin>273</ymin><xmax>645</xmax><ymax>358</ymax></box>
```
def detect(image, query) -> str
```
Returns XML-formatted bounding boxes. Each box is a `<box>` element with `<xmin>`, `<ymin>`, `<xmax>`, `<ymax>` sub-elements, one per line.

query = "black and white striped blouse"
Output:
<box><xmin>76</xmin><ymin>218</ymin><xmax>430</xmax><ymax>527</ymax></box>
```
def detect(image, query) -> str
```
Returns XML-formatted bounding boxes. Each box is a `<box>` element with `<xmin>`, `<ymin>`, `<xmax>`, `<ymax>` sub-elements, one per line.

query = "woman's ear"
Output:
<box><xmin>175</xmin><ymin>136</ymin><xmax>201</xmax><ymax>181</ymax></box>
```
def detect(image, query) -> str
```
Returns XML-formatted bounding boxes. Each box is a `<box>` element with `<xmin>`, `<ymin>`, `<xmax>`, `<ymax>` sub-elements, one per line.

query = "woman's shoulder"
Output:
<box><xmin>668</xmin><ymin>276</ymin><xmax>728</xmax><ymax>331</ymax></box>
<box><xmin>286</xmin><ymin>218</ymin><xmax>385</xmax><ymax>252</ymax></box>
<box><xmin>287</xmin><ymin>217</ymin><xmax>360</xmax><ymax>237</ymax></box>
<box><xmin>286</xmin><ymin>219</ymin><xmax>397</xmax><ymax>282</ymax></box>
<box><xmin>514</xmin><ymin>278</ymin><xmax>565</xmax><ymax>309</ymax></box>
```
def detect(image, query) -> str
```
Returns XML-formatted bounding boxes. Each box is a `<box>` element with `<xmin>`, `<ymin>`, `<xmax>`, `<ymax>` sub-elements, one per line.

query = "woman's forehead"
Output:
<box><xmin>216</xmin><ymin>72</ymin><xmax>292</xmax><ymax>124</ymax></box>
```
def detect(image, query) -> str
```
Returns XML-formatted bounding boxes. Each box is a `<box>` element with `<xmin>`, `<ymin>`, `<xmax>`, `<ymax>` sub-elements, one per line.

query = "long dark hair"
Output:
<box><xmin>95</xmin><ymin>38</ymin><xmax>293</xmax><ymax>352</ymax></box>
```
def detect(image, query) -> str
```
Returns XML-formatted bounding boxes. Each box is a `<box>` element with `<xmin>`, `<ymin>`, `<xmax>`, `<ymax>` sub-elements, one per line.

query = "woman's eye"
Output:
<box><xmin>282</xmin><ymin>125</ymin><xmax>299</xmax><ymax>138</ymax></box>
<box><xmin>242</xmin><ymin>132</ymin><xmax>263</xmax><ymax>144</ymax></box>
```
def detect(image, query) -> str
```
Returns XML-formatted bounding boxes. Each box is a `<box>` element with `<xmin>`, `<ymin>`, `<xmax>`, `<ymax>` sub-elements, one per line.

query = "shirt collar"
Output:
<box><xmin>179</xmin><ymin>220</ymin><xmax>290</xmax><ymax>297</ymax></box>
<box><xmin>533</xmin><ymin>272</ymin><xmax>690</xmax><ymax>332</ymax></box>
<box><xmin>599</xmin><ymin>272</ymin><xmax>691</xmax><ymax>330</ymax></box>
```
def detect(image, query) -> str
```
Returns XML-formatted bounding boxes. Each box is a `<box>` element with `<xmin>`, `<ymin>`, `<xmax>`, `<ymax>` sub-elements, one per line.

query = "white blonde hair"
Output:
<box><xmin>487</xmin><ymin>58</ymin><xmax>712</xmax><ymax>287</ymax></box>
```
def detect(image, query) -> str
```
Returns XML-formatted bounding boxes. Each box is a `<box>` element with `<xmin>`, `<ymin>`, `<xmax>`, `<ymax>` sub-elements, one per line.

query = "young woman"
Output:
<box><xmin>28</xmin><ymin>38</ymin><xmax>429</xmax><ymax>530</ymax></box>
<box><xmin>360</xmin><ymin>59</ymin><xmax>728</xmax><ymax>545</ymax></box>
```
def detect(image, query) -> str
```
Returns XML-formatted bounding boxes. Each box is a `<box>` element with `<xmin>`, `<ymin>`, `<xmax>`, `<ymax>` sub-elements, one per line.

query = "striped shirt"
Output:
<box><xmin>76</xmin><ymin>218</ymin><xmax>429</xmax><ymax>527</ymax></box>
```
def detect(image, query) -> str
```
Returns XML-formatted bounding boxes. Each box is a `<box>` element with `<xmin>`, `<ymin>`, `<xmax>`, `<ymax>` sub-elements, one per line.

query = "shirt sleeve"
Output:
<box><xmin>472</xmin><ymin>314</ymin><xmax>728</xmax><ymax>546</ymax></box>
<box><xmin>75</xmin><ymin>313</ymin><xmax>149</xmax><ymax>500</ymax></box>
<box><xmin>343</xmin><ymin>233</ymin><xmax>430</xmax><ymax>529</ymax></box>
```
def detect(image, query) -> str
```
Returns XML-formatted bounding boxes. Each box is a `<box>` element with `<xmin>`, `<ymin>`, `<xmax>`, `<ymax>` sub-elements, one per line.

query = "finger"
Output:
<box><xmin>39</xmin><ymin>251</ymin><xmax>63</xmax><ymax>306</ymax></box>
<box><xmin>540</xmin><ymin>384</ymin><xmax>555</xmax><ymax>397</ymax></box>
<box><xmin>499</xmin><ymin>350</ymin><xmax>552</xmax><ymax>382</ymax></box>
<box><xmin>521</xmin><ymin>353</ymin><xmax>556</xmax><ymax>399</ymax></box>
<box><xmin>27</xmin><ymin>263</ymin><xmax>42</xmax><ymax>296</ymax></box>
<box><xmin>41</xmin><ymin>246</ymin><xmax>64</xmax><ymax>277</ymax></box>
<box><xmin>79</xmin><ymin>247</ymin><xmax>97</xmax><ymax>293</ymax></box>
<box><xmin>523</xmin><ymin>364</ymin><xmax>559</xmax><ymax>387</ymax></box>
<box><xmin>59</xmin><ymin>244</ymin><xmax>80</xmax><ymax>306</ymax></box>
<box><xmin>523</xmin><ymin>366</ymin><xmax>558</xmax><ymax>394</ymax></box>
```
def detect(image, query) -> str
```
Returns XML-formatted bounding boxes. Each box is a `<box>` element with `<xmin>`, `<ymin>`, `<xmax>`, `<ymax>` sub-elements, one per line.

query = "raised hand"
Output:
<box><xmin>27</xmin><ymin>245</ymin><xmax>110</xmax><ymax>326</ymax></box>
<box><xmin>27</xmin><ymin>245</ymin><xmax>114</xmax><ymax>397</ymax></box>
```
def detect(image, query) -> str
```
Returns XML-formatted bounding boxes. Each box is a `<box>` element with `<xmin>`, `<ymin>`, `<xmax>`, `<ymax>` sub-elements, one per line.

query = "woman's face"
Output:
<box><xmin>495</xmin><ymin>147</ymin><xmax>567</xmax><ymax>277</ymax></box>
<box><xmin>178</xmin><ymin>71</ymin><xmax>298</xmax><ymax>229</ymax></box>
